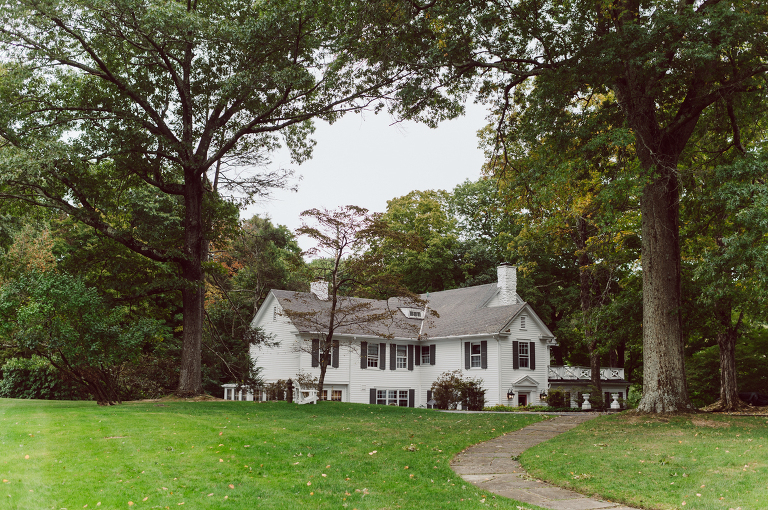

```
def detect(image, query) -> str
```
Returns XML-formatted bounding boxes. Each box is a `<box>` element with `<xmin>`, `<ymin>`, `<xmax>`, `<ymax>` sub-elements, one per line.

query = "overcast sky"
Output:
<box><xmin>243</xmin><ymin>102</ymin><xmax>492</xmax><ymax>251</ymax></box>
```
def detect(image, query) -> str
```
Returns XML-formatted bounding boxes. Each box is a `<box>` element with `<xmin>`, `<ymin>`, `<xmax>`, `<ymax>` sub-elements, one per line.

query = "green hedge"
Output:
<box><xmin>0</xmin><ymin>356</ymin><xmax>86</xmax><ymax>400</ymax></box>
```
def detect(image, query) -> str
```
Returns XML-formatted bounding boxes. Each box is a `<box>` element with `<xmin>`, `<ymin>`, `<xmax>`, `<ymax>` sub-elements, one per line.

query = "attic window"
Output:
<box><xmin>401</xmin><ymin>308</ymin><xmax>423</xmax><ymax>319</ymax></box>
<box><xmin>520</xmin><ymin>316</ymin><xmax>526</xmax><ymax>329</ymax></box>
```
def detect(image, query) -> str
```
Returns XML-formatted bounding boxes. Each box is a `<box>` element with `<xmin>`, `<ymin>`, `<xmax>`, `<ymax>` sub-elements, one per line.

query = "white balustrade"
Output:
<box><xmin>548</xmin><ymin>366</ymin><xmax>625</xmax><ymax>380</ymax></box>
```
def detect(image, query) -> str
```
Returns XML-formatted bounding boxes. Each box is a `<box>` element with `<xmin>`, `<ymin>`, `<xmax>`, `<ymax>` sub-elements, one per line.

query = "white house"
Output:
<box><xmin>223</xmin><ymin>264</ymin><xmax>630</xmax><ymax>408</ymax></box>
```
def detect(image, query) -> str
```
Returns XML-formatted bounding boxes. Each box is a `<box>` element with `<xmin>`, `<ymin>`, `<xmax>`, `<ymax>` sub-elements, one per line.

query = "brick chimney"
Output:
<box><xmin>497</xmin><ymin>263</ymin><xmax>517</xmax><ymax>305</ymax></box>
<box><xmin>310</xmin><ymin>279</ymin><xmax>329</xmax><ymax>301</ymax></box>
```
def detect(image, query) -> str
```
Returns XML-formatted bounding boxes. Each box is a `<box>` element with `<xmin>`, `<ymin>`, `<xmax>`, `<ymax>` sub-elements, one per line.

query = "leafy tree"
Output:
<box><xmin>421</xmin><ymin>0</ymin><xmax>768</xmax><ymax>412</ymax></box>
<box><xmin>373</xmin><ymin>190</ymin><xmax>464</xmax><ymax>293</ymax></box>
<box><xmin>681</xmin><ymin>152</ymin><xmax>768</xmax><ymax>409</ymax></box>
<box><xmin>203</xmin><ymin>215</ymin><xmax>306</xmax><ymax>395</ymax></box>
<box><xmin>481</xmin><ymin>90</ymin><xmax>642</xmax><ymax>397</ymax></box>
<box><xmin>447</xmin><ymin>178</ymin><xmax>515</xmax><ymax>287</ymax></box>
<box><xmin>282</xmin><ymin>205</ymin><xmax>421</xmax><ymax>399</ymax></box>
<box><xmin>0</xmin><ymin>272</ymin><xmax>165</xmax><ymax>404</ymax></box>
<box><xmin>0</xmin><ymin>0</ymin><xmax>459</xmax><ymax>395</ymax></box>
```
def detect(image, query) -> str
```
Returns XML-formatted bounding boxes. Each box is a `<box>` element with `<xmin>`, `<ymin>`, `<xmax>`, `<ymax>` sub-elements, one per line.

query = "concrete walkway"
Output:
<box><xmin>450</xmin><ymin>414</ymin><xmax>641</xmax><ymax>510</ymax></box>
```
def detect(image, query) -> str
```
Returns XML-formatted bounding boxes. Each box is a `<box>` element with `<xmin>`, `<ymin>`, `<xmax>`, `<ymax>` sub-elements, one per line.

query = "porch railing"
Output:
<box><xmin>548</xmin><ymin>365</ymin><xmax>625</xmax><ymax>381</ymax></box>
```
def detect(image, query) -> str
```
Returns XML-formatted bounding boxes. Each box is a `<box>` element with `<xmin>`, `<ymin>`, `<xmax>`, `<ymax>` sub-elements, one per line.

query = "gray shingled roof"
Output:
<box><xmin>271</xmin><ymin>283</ymin><xmax>526</xmax><ymax>340</ymax></box>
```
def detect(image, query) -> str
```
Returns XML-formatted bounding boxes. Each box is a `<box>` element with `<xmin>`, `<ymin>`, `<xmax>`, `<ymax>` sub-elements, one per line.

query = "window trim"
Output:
<box><xmin>376</xmin><ymin>389</ymin><xmax>409</xmax><ymax>406</ymax></box>
<box><xmin>518</xmin><ymin>341</ymin><xmax>529</xmax><ymax>368</ymax></box>
<box><xmin>396</xmin><ymin>345</ymin><xmax>407</xmax><ymax>369</ymax></box>
<box><xmin>464</xmin><ymin>341</ymin><xmax>487</xmax><ymax>369</ymax></box>
<box><xmin>372</xmin><ymin>388</ymin><xmax>414</xmax><ymax>407</ymax></box>
<box><xmin>421</xmin><ymin>345</ymin><xmax>431</xmax><ymax>365</ymax></box>
<box><xmin>367</xmin><ymin>343</ymin><xmax>379</xmax><ymax>368</ymax></box>
<box><xmin>470</xmin><ymin>342</ymin><xmax>482</xmax><ymax>368</ymax></box>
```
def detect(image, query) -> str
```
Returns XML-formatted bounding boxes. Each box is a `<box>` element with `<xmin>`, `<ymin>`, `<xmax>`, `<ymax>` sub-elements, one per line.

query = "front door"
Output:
<box><xmin>518</xmin><ymin>393</ymin><xmax>528</xmax><ymax>406</ymax></box>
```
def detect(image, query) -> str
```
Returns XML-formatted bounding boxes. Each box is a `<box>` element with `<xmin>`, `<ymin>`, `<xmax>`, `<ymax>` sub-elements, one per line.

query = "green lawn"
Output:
<box><xmin>0</xmin><ymin>398</ymin><xmax>546</xmax><ymax>509</ymax></box>
<box><xmin>521</xmin><ymin>412</ymin><xmax>768</xmax><ymax>510</ymax></box>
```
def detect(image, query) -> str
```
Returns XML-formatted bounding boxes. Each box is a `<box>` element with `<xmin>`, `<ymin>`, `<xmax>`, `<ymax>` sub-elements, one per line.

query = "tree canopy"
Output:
<box><xmin>421</xmin><ymin>0</ymin><xmax>768</xmax><ymax>412</ymax></box>
<box><xmin>0</xmin><ymin>0</ymin><xmax>462</xmax><ymax>394</ymax></box>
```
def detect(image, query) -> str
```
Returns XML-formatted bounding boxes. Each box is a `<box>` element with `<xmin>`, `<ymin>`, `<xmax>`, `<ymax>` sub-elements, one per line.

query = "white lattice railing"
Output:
<box><xmin>548</xmin><ymin>366</ymin><xmax>625</xmax><ymax>381</ymax></box>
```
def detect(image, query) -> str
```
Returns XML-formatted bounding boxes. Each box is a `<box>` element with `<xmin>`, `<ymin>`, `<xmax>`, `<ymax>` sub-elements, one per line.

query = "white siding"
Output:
<box><xmin>498</xmin><ymin>313</ymin><xmax>549</xmax><ymax>406</ymax></box>
<box><xmin>251</xmin><ymin>294</ymin><xmax>301</xmax><ymax>383</ymax></box>
<box><xmin>348</xmin><ymin>341</ymin><xmax>422</xmax><ymax>405</ymax></box>
<box><xmin>246</xmin><ymin>292</ymin><xmax>554</xmax><ymax>407</ymax></box>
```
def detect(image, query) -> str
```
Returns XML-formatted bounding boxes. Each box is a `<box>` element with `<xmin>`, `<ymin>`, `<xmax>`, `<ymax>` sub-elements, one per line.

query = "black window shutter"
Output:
<box><xmin>407</xmin><ymin>345</ymin><xmax>414</xmax><ymax>371</ymax></box>
<box><xmin>430</xmin><ymin>344</ymin><xmax>436</xmax><ymax>365</ymax></box>
<box><xmin>390</xmin><ymin>343</ymin><xmax>396</xmax><ymax>371</ymax></box>
<box><xmin>312</xmin><ymin>339</ymin><xmax>319</xmax><ymax>367</ymax></box>
<box><xmin>480</xmin><ymin>340</ymin><xmax>488</xmax><ymax>369</ymax></box>
<box><xmin>408</xmin><ymin>389</ymin><xmax>415</xmax><ymax>408</ymax></box>
<box><xmin>379</xmin><ymin>342</ymin><xmax>386</xmax><ymax>370</ymax></box>
<box><xmin>414</xmin><ymin>345</ymin><xmax>421</xmax><ymax>366</ymax></box>
<box><xmin>370</xmin><ymin>388</ymin><xmax>376</xmax><ymax>404</ymax></box>
<box><xmin>427</xmin><ymin>390</ymin><xmax>433</xmax><ymax>409</ymax></box>
<box><xmin>332</xmin><ymin>340</ymin><xmax>340</xmax><ymax>368</ymax></box>
<box><xmin>513</xmin><ymin>341</ymin><xmax>519</xmax><ymax>369</ymax></box>
<box><xmin>529</xmin><ymin>341</ymin><xmax>535</xmax><ymax>370</ymax></box>
<box><xmin>360</xmin><ymin>341</ymin><xmax>367</xmax><ymax>369</ymax></box>
<box><xmin>464</xmin><ymin>342</ymin><xmax>470</xmax><ymax>370</ymax></box>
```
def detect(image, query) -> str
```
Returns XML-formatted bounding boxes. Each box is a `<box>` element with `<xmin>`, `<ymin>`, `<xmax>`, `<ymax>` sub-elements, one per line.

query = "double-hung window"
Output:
<box><xmin>396</xmin><ymin>345</ymin><xmax>407</xmax><ymax>368</ymax></box>
<box><xmin>421</xmin><ymin>345</ymin><xmax>431</xmax><ymax>365</ymax></box>
<box><xmin>367</xmin><ymin>343</ymin><xmax>379</xmax><ymax>368</ymax></box>
<box><xmin>518</xmin><ymin>342</ymin><xmax>529</xmax><ymax>368</ymax></box>
<box><xmin>376</xmin><ymin>389</ymin><xmax>409</xmax><ymax>406</ymax></box>
<box><xmin>470</xmin><ymin>342</ymin><xmax>482</xmax><ymax>368</ymax></box>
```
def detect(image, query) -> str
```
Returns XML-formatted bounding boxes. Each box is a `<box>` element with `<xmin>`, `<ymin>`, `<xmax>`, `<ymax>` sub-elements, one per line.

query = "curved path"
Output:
<box><xmin>451</xmin><ymin>414</ymin><xmax>641</xmax><ymax>510</ymax></box>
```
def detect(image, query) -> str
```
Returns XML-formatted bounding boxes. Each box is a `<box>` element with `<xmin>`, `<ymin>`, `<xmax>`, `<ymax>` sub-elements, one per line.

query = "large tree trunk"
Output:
<box><xmin>635</xmin><ymin>165</ymin><xmax>692</xmax><ymax>412</ymax></box>
<box><xmin>177</xmin><ymin>173</ymin><xmax>205</xmax><ymax>396</ymax></box>
<box><xmin>613</xmin><ymin>69</ymin><xmax>696</xmax><ymax>412</ymax></box>
<box><xmin>715</xmin><ymin>304</ymin><xmax>742</xmax><ymax>410</ymax></box>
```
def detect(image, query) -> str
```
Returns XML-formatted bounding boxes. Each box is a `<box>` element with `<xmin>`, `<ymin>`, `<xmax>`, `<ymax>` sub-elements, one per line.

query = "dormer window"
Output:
<box><xmin>401</xmin><ymin>308</ymin><xmax>424</xmax><ymax>319</ymax></box>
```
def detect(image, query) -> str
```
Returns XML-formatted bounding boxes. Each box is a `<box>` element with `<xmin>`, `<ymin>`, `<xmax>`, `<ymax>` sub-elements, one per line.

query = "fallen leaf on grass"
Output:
<box><xmin>143</xmin><ymin>497</ymin><xmax>148</xmax><ymax>501</ymax></box>
<box><xmin>207</xmin><ymin>493</ymin><xmax>213</xmax><ymax>497</ymax></box>
<box><xmin>228</xmin><ymin>484</ymin><xmax>234</xmax><ymax>489</ymax></box>
<box><xmin>24</xmin><ymin>455</ymin><xmax>29</xmax><ymax>459</ymax></box>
